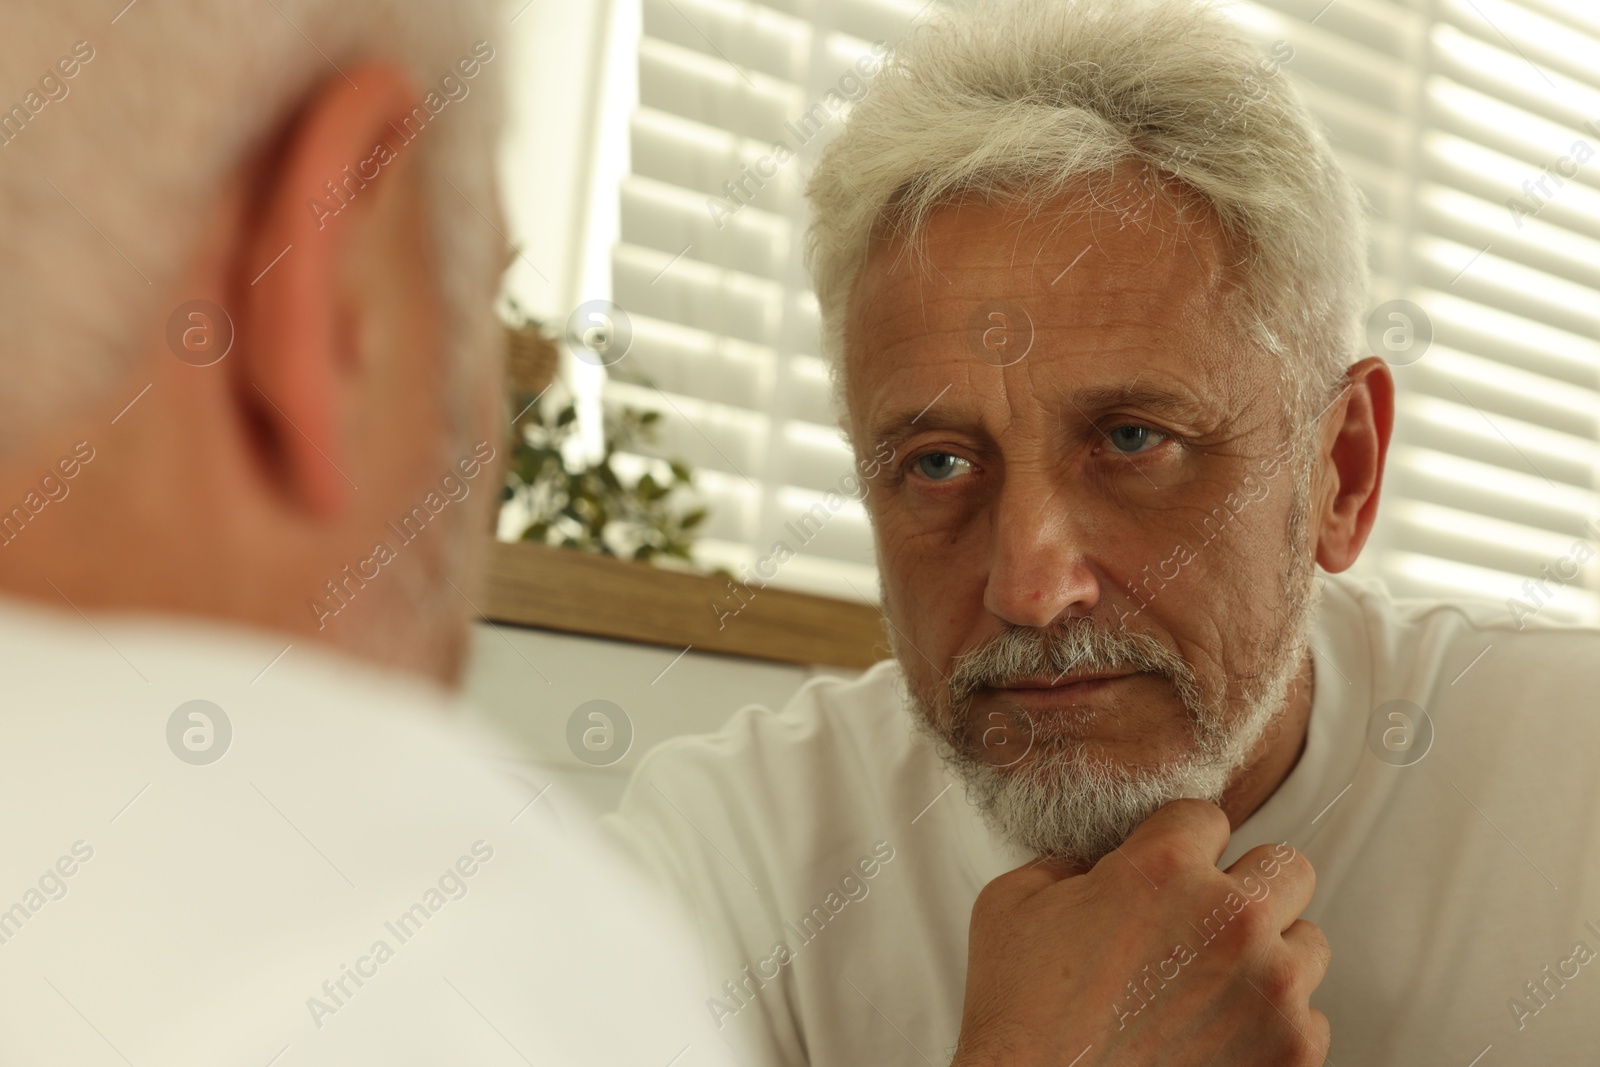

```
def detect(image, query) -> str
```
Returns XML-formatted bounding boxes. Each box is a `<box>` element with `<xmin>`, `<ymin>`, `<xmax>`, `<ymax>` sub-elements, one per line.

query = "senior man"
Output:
<box><xmin>606</xmin><ymin>2</ymin><xmax>1600</xmax><ymax>1065</ymax></box>
<box><xmin>0</xmin><ymin>4</ymin><xmax>728</xmax><ymax>1065</ymax></box>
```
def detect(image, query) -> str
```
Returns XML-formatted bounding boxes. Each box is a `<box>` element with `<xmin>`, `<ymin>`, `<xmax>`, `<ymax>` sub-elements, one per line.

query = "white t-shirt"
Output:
<box><xmin>605</xmin><ymin>572</ymin><xmax>1600</xmax><ymax>1066</ymax></box>
<box><xmin>0</xmin><ymin>597</ymin><xmax>731</xmax><ymax>1067</ymax></box>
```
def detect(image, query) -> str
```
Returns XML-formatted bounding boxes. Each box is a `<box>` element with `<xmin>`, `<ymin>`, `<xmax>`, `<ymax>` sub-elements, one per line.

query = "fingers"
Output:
<box><xmin>980</xmin><ymin>857</ymin><xmax>1082</xmax><ymax>907</ymax></box>
<box><xmin>1030</xmin><ymin>855</ymin><xmax>1092</xmax><ymax>879</ymax></box>
<box><xmin>1281</xmin><ymin>919</ymin><xmax>1331</xmax><ymax>992</ymax></box>
<box><xmin>1226</xmin><ymin>842</ymin><xmax>1315</xmax><ymax>932</ymax></box>
<box><xmin>1114</xmin><ymin>798</ymin><xmax>1233</xmax><ymax>876</ymax></box>
<box><xmin>1290</xmin><ymin>1008</ymin><xmax>1332</xmax><ymax>1066</ymax></box>
<box><xmin>1250</xmin><ymin>923</ymin><xmax>1331</xmax><ymax>1065</ymax></box>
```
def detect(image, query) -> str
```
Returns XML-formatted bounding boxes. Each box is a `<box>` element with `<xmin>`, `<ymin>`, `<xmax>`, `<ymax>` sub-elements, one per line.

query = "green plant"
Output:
<box><xmin>501</xmin><ymin>316</ymin><xmax>710</xmax><ymax>565</ymax></box>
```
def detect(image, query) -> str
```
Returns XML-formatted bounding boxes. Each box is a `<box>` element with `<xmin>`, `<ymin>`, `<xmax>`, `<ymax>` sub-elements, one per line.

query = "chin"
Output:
<box><xmin>910</xmin><ymin>696</ymin><xmax>1253</xmax><ymax>867</ymax></box>
<box><xmin>962</xmin><ymin>741</ymin><xmax>1237</xmax><ymax>867</ymax></box>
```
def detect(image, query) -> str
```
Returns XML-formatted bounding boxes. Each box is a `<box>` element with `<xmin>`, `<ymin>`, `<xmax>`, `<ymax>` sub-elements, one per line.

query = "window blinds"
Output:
<box><xmin>591</xmin><ymin>0</ymin><xmax>1600</xmax><ymax>621</ymax></box>
<box><xmin>1228</xmin><ymin>0</ymin><xmax>1600</xmax><ymax>623</ymax></box>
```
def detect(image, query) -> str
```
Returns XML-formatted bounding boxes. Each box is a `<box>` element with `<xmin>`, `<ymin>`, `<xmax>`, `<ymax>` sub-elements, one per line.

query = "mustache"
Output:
<box><xmin>948</xmin><ymin>622</ymin><xmax>1201</xmax><ymax>713</ymax></box>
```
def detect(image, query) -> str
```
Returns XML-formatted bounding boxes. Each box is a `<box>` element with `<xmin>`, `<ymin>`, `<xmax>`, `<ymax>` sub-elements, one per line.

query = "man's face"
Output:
<box><xmin>845</xmin><ymin>172</ymin><xmax>1320</xmax><ymax>864</ymax></box>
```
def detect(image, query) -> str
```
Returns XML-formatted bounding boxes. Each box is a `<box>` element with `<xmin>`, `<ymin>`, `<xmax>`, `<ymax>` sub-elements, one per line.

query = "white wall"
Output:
<box><xmin>497</xmin><ymin>0</ymin><xmax>607</xmax><ymax>322</ymax></box>
<box><xmin>461</xmin><ymin>622</ymin><xmax>862</xmax><ymax>818</ymax></box>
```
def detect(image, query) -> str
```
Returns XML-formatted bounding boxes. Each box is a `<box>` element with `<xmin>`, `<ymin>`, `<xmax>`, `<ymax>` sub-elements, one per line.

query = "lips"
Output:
<box><xmin>991</xmin><ymin>670</ymin><xmax>1135</xmax><ymax>691</ymax></box>
<box><xmin>976</xmin><ymin>673</ymin><xmax>1137</xmax><ymax>716</ymax></box>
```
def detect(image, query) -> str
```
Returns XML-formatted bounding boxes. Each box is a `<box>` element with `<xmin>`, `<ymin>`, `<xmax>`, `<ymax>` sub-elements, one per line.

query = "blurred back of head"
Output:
<box><xmin>0</xmin><ymin>2</ymin><xmax>511</xmax><ymax>683</ymax></box>
<box><xmin>0</xmin><ymin>2</ymin><xmax>501</xmax><ymax>446</ymax></box>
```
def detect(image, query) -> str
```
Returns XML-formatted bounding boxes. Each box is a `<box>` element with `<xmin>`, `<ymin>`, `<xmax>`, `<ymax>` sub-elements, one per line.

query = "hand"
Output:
<box><xmin>952</xmin><ymin>799</ymin><xmax>1330</xmax><ymax>1066</ymax></box>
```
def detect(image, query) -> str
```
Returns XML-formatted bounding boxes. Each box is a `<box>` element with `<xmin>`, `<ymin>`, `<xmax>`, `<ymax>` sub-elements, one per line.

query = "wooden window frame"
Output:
<box><xmin>480</xmin><ymin>539</ymin><xmax>889</xmax><ymax>669</ymax></box>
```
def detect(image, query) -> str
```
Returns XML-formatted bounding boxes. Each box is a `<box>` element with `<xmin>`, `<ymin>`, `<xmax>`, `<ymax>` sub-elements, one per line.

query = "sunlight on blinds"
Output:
<box><xmin>575</xmin><ymin>0</ymin><xmax>1600</xmax><ymax>620</ymax></box>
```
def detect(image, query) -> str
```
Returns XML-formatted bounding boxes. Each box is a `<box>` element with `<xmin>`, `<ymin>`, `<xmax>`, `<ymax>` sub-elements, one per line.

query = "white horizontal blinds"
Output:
<box><xmin>609</xmin><ymin>0</ymin><xmax>1600</xmax><ymax>615</ymax></box>
<box><xmin>1221</xmin><ymin>0</ymin><xmax>1429</xmax><ymax>603</ymax></box>
<box><xmin>609</xmin><ymin>0</ymin><xmax>926</xmax><ymax>600</ymax></box>
<box><xmin>1395</xmin><ymin>0</ymin><xmax>1600</xmax><ymax>622</ymax></box>
<box><xmin>1231</xmin><ymin>0</ymin><xmax>1600</xmax><ymax>624</ymax></box>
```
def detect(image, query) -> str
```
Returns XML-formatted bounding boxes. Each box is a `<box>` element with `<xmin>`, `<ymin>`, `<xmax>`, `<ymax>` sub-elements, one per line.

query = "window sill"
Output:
<box><xmin>479</xmin><ymin>539</ymin><xmax>890</xmax><ymax>670</ymax></box>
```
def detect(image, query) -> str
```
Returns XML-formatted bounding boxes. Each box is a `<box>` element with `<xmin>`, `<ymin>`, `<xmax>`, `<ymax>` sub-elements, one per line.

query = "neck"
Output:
<box><xmin>0</xmin><ymin>385</ymin><xmax>468</xmax><ymax>688</ymax></box>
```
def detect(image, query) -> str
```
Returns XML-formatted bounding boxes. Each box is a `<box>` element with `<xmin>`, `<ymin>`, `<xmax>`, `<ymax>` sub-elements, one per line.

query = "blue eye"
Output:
<box><xmin>914</xmin><ymin>452</ymin><xmax>971</xmax><ymax>481</ymax></box>
<box><xmin>1106</xmin><ymin>425</ymin><xmax>1166</xmax><ymax>454</ymax></box>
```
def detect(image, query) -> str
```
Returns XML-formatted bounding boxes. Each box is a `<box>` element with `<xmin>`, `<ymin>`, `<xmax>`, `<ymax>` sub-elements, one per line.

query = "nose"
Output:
<box><xmin>981</xmin><ymin>474</ymin><xmax>1102</xmax><ymax>629</ymax></box>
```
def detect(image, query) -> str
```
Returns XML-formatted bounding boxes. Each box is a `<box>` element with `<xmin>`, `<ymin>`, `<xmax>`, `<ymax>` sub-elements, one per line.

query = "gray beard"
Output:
<box><xmin>898</xmin><ymin>467</ymin><xmax>1318</xmax><ymax>868</ymax></box>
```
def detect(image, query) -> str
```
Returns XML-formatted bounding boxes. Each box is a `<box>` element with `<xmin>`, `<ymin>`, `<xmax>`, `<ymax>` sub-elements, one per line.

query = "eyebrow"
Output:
<box><xmin>1057</xmin><ymin>383</ymin><xmax>1212</xmax><ymax>425</ymax></box>
<box><xmin>862</xmin><ymin>407</ymin><xmax>982</xmax><ymax>455</ymax></box>
<box><xmin>863</xmin><ymin>382</ymin><xmax>1213</xmax><ymax>450</ymax></box>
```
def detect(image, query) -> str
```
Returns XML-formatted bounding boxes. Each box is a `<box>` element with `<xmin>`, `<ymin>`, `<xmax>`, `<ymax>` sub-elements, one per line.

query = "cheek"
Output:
<box><xmin>1140</xmin><ymin>542</ymin><xmax>1287</xmax><ymax>700</ymax></box>
<box><xmin>1191</xmin><ymin>490</ymin><xmax>1294</xmax><ymax>589</ymax></box>
<box><xmin>879</xmin><ymin>524</ymin><xmax>956</xmax><ymax>608</ymax></box>
<box><xmin>873</xmin><ymin>500</ymin><xmax>963</xmax><ymax>556</ymax></box>
<box><xmin>1115</xmin><ymin>481</ymin><xmax>1298</xmax><ymax>679</ymax></box>
<box><xmin>875</xmin><ymin>516</ymin><xmax>985</xmax><ymax>650</ymax></box>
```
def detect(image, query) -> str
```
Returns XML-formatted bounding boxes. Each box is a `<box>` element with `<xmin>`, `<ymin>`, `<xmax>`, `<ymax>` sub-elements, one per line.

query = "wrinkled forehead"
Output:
<box><xmin>841</xmin><ymin>174</ymin><xmax>1268</xmax><ymax>432</ymax></box>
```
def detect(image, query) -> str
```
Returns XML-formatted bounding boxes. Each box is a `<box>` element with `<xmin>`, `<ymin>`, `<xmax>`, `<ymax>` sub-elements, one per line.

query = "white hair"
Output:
<box><xmin>806</xmin><ymin>0</ymin><xmax>1370</xmax><ymax>437</ymax></box>
<box><xmin>0</xmin><ymin>0</ymin><xmax>505</xmax><ymax>450</ymax></box>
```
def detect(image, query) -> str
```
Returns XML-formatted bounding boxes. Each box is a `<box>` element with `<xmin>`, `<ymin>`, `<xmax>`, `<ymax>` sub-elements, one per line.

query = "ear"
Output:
<box><xmin>1313</xmin><ymin>356</ymin><xmax>1394</xmax><ymax>573</ymax></box>
<box><xmin>232</xmin><ymin>63</ymin><xmax>423</xmax><ymax>516</ymax></box>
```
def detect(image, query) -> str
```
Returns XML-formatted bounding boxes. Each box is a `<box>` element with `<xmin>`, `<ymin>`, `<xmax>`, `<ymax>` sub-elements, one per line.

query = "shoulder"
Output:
<box><xmin>633</xmin><ymin>658</ymin><xmax>924</xmax><ymax>785</ymax></box>
<box><xmin>1320</xmin><ymin>571</ymin><xmax>1600</xmax><ymax>718</ymax></box>
<box><xmin>607</xmin><ymin>659</ymin><xmax>937</xmax><ymax>879</ymax></box>
<box><xmin>1324</xmin><ymin>569</ymin><xmax>1600</xmax><ymax>654</ymax></box>
<box><xmin>0</xmin><ymin>604</ymin><xmax>729</xmax><ymax>1065</ymax></box>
